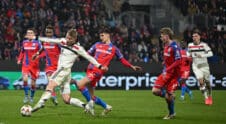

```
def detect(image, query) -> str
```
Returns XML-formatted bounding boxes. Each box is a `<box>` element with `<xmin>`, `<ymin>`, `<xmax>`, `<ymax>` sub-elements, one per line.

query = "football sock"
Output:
<box><xmin>92</xmin><ymin>96</ymin><xmax>107</xmax><ymax>109</ymax></box>
<box><xmin>205</xmin><ymin>81</ymin><xmax>212</xmax><ymax>96</ymax></box>
<box><xmin>167</xmin><ymin>97</ymin><xmax>175</xmax><ymax>115</ymax></box>
<box><xmin>80</xmin><ymin>87</ymin><xmax>91</xmax><ymax>102</ymax></box>
<box><xmin>181</xmin><ymin>85</ymin><xmax>186</xmax><ymax>97</ymax></box>
<box><xmin>24</xmin><ymin>86</ymin><xmax>29</xmax><ymax>96</ymax></box>
<box><xmin>30</xmin><ymin>89</ymin><xmax>35</xmax><ymax>98</ymax></box>
<box><xmin>39</xmin><ymin>90</ymin><xmax>52</xmax><ymax>103</ymax></box>
<box><xmin>30</xmin><ymin>85</ymin><xmax>36</xmax><ymax>98</ymax></box>
<box><xmin>185</xmin><ymin>86</ymin><xmax>191</xmax><ymax>94</ymax></box>
<box><xmin>160</xmin><ymin>89</ymin><xmax>166</xmax><ymax>98</ymax></box>
<box><xmin>200</xmin><ymin>86</ymin><xmax>208</xmax><ymax>99</ymax></box>
<box><xmin>70</xmin><ymin>98</ymin><xmax>85</xmax><ymax>108</ymax></box>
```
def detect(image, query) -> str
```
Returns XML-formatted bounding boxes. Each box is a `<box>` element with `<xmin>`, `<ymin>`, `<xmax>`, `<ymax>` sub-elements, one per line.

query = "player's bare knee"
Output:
<box><xmin>62</xmin><ymin>94</ymin><xmax>70</xmax><ymax>104</ymax></box>
<box><xmin>152</xmin><ymin>88</ymin><xmax>160</xmax><ymax>96</ymax></box>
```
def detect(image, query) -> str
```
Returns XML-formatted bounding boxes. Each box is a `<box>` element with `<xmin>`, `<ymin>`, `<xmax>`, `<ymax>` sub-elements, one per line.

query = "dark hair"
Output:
<box><xmin>192</xmin><ymin>28</ymin><xmax>201</xmax><ymax>35</ymax></box>
<box><xmin>99</xmin><ymin>26</ymin><xmax>111</xmax><ymax>34</ymax></box>
<box><xmin>46</xmin><ymin>25</ymin><xmax>54</xmax><ymax>30</ymax></box>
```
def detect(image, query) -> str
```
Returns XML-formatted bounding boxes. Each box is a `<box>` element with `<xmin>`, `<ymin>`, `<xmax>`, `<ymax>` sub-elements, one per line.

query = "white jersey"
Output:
<box><xmin>39</xmin><ymin>37</ymin><xmax>101</xmax><ymax>69</ymax></box>
<box><xmin>188</xmin><ymin>42</ymin><xmax>213</xmax><ymax>68</ymax></box>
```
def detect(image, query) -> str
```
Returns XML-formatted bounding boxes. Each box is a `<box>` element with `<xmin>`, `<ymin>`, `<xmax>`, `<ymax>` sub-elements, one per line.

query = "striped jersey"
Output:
<box><xmin>188</xmin><ymin>42</ymin><xmax>213</xmax><ymax>67</ymax></box>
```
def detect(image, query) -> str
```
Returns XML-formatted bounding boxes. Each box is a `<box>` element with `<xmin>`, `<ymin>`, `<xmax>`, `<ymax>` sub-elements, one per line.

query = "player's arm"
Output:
<box><xmin>200</xmin><ymin>43</ymin><xmax>213</xmax><ymax>58</ymax></box>
<box><xmin>75</xmin><ymin>45</ymin><xmax>108</xmax><ymax>71</ymax></box>
<box><xmin>32</xmin><ymin>41</ymin><xmax>44</xmax><ymax>60</ymax></box>
<box><xmin>17</xmin><ymin>43</ymin><xmax>24</xmax><ymax>64</ymax></box>
<box><xmin>38</xmin><ymin>36</ymin><xmax>66</xmax><ymax>44</ymax></box>
<box><xmin>115</xmin><ymin>47</ymin><xmax>142</xmax><ymax>71</ymax></box>
<box><xmin>87</xmin><ymin>43</ymin><xmax>96</xmax><ymax>56</ymax></box>
<box><xmin>17</xmin><ymin>49</ymin><xmax>24</xmax><ymax>64</ymax></box>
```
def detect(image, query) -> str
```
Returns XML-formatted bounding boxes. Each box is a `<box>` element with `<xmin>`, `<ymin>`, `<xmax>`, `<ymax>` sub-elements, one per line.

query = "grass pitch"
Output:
<box><xmin>0</xmin><ymin>90</ymin><xmax>225</xmax><ymax>124</ymax></box>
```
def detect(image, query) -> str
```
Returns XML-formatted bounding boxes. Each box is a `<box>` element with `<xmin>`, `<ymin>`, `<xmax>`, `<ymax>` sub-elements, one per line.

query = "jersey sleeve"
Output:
<box><xmin>38</xmin><ymin>37</ymin><xmax>66</xmax><ymax>44</ymax></box>
<box><xmin>87</xmin><ymin>43</ymin><xmax>96</xmax><ymax>55</ymax></box>
<box><xmin>202</xmin><ymin>43</ymin><xmax>213</xmax><ymax>58</ymax></box>
<box><xmin>17</xmin><ymin>42</ymin><xmax>24</xmax><ymax>62</ymax></box>
<box><xmin>115</xmin><ymin>47</ymin><xmax>123</xmax><ymax>59</ymax></box>
<box><xmin>173</xmin><ymin>44</ymin><xmax>181</xmax><ymax>60</ymax></box>
<box><xmin>75</xmin><ymin>45</ymin><xmax>101</xmax><ymax>68</ymax></box>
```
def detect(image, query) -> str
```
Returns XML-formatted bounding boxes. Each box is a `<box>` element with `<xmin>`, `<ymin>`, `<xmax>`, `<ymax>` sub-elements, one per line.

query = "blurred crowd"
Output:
<box><xmin>0</xmin><ymin>0</ymin><xmax>225</xmax><ymax>63</ymax></box>
<box><xmin>173</xmin><ymin>0</ymin><xmax>226</xmax><ymax>24</ymax></box>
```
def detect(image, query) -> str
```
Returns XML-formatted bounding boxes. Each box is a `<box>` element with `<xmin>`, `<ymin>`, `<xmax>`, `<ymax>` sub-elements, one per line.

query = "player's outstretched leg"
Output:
<box><xmin>163</xmin><ymin>93</ymin><xmax>176</xmax><ymax>120</ymax></box>
<box><xmin>85</xmin><ymin>100</ymin><xmax>95</xmax><ymax>116</ymax></box>
<box><xmin>92</xmin><ymin>96</ymin><xmax>112</xmax><ymax>116</ymax></box>
<box><xmin>205</xmin><ymin>80</ymin><xmax>212</xmax><ymax>105</ymax></box>
<box><xmin>32</xmin><ymin>90</ymin><xmax>52</xmax><ymax>112</ymax></box>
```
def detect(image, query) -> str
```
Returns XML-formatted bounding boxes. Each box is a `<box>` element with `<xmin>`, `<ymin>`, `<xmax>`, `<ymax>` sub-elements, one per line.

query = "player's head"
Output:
<box><xmin>160</xmin><ymin>27</ymin><xmax>174</xmax><ymax>43</ymax></box>
<box><xmin>99</xmin><ymin>26</ymin><xmax>111</xmax><ymax>43</ymax></box>
<box><xmin>25</xmin><ymin>28</ymin><xmax>36</xmax><ymax>40</ymax></box>
<box><xmin>66</xmin><ymin>29</ymin><xmax>78</xmax><ymax>46</ymax></box>
<box><xmin>45</xmin><ymin>25</ymin><xmax>54</xmax><ymax>37</ymax></box>
<box><xmin>192</xmin><ymin>29</ymin><xmax>201</xmax><ymax>45</ymax></box>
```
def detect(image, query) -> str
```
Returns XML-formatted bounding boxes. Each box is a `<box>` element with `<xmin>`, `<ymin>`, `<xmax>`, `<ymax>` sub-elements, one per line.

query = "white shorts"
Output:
<box><xmin>192</xmin><ymin>65</ymin><xmax>210</xmax><ymax>81</ymax></box>
<box><xmin>50</xmin><ymin>67</ymin><xmax>71</xmax><ymax>94</ymax></box>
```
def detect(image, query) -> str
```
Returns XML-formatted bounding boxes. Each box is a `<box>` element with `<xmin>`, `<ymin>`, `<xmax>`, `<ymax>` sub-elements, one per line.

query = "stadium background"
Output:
<box><xmin>0</xmin><ymin>1</ymin><xmax>225</xmax><ymax>124</ymax></box>
<box><xmin>0</xmin><ymin>0</ymin><xmax>225</xmax><ymax>90</ymax></box>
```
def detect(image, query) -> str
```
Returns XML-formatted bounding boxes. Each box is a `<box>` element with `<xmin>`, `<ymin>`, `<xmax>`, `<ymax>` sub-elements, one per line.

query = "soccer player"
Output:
<box><xmin>152</xmin><ymin>27</ymin><xmax>181</xmax><ymax>119</ymax></box>
<box><xmin>76</xmin><ymin>27</ymin><xmax>142</xmax><ymax>116</ymax></box>
<box><xmin>188</xmin><ymin>29</ymin><xmax>213</xmax><ymax>105</ymax></box>
<box><xmin>32</xmin><ymin>25</ymin><xmax>60</xmax><ymax>105</ymax></box>
<box><xmin>17</xmin><ymin>28</ymin><xmax>43</xmax><ymax>104</ymax></box>
<box><xmin>32</xmin><ymin>29</ymin><xmax>108</xmax><ymax>113</ymax></box>
<box><xmin>179</xmin><ymin>41</ymin><xmax>193</xmax><ymax>100</ymax></box>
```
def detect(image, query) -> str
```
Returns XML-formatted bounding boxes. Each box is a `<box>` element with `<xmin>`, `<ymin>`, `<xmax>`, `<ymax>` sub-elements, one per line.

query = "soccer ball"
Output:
<box><xmin>20</xmin><ymin>105</ymin><xmax>32</xmax><ymax>116</ymax></box>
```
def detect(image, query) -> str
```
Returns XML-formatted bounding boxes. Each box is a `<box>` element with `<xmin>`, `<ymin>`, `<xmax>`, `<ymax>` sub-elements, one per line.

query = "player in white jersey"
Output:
<box><xmin>187</xmin><ymin>29</ymin><xmax>213</xmax><ymax>105</ymax></box>
<box><xmin>32</xmin><ymin>29</ymin><xmax>108</xmax><ymax>113</ymax></box>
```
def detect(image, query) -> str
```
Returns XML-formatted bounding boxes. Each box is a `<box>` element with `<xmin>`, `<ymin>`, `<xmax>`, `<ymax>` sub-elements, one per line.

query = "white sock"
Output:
<box><xmin>39</xmin><ymin>91</ymin><xmax>52</xmax><ymax>103</ymax></box>
<box><xmin>70</xmin><ymin>98</ymin><xmax>85</xmax><ymax>108</ymax></box>
<box><xmin>200</xmin><ymin>86</ymin><xmax>208</xmax><ymax>99</ymax></box>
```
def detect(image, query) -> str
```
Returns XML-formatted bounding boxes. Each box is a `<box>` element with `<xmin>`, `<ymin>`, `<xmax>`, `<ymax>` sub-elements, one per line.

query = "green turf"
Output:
<box><xmin>0</xmin><ymin>90</ymin><xmax>225</xmax><ymax>124</ymax></box>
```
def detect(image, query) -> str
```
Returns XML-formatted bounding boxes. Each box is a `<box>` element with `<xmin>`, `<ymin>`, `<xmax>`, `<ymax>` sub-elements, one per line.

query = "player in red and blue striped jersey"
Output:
<box><xmin>32</xmin><ymin>25</ymin><xmax>61</xmax><ymax>105</ymax></box>
<box><xmin>179</xmin><ymin>42</ymin><xmax>193</xmax><ymax>100</ymax></box>
<box><xmin>152</xmin><ymin>27</ymin><xmax>181</xmax><ymax>119</ymax></box>
<box><xmin>76</xmin><ymin>27</ymin><xmax>142</xmax><ymax>116</ymax></box>
<box><xmin>17</xmin><ymin>28</ymin><xmax>43</xmax><ymax>104</ymax></box>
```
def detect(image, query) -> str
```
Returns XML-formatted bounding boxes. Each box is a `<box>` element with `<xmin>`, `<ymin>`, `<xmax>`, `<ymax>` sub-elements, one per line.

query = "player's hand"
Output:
<box><xmin>32</xmin><ymin>53</ymin><xmax>39</xmax><ymax>60</ymax></box>
<box><xmin>131</xmin><ymin>65</ymin><xmax>142</xmax><ymax>71</ymax></box>
<box><xmin>17</xmin><ymin>60</ymin><xmax>21</xmax><ymax>64</ymax></box>
<box><xmin>100</xmin><ymin>66</ymin><xmax>108</xmax><ymax>72</ymax></box>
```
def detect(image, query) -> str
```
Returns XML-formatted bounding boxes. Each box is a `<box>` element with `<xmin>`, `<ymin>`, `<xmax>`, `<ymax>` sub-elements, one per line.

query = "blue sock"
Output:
<box><xmin>30</xmin><ymin>89</ymin><xmax>35</xmax><ymax>98</ymax></box>
<box><xmin>80</xmin><ymin>87</ymin><xmax>91</xmax><ymax>102</ymax></box>
<box><xmin>160</xmin><ymin>89</ymin><xmax>166</xmax><ymax>98</ymax></box>
<box><xmin>185</xmin><ymin>86</ymin><xmax>191</xmax><ymax>94</ymax></box>
<box><xmin>93</xmin><ymin>96</ymin><xmax>107</xmax><ymax>109</ymax></box>
<box><xmin>181</xmin><ymin>86</ymin><xmax>186</xmax><ymax>96</ymax></box>
<box><xmin>24</xmin><ymin>86</ymin><xmax>29</xmax><ymax>96</ymax></box>
<box><xmin>167</xmin><ymin>98</ymin><xmax>175</xmax><ymax>115</ymax></box>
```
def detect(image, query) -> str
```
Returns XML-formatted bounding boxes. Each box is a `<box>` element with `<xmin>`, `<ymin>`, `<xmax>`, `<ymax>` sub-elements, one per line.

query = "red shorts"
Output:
<box><xmin>180</xmin><ymin>70</ymin><xmax>190</xmax><ymax>79</ymax></box>
<box><xmin>45</xmin><ymin>66</ymin><xmax>57</xmax><ymax>76</ymax></box>
<box><xmin>86</xmin><ymin>69</ymin><xmax>103</xmax><ymax>87</ymax></box>
<box><xmin>22</xmin><ymin>65</ymin><xmax>39</xmax><ymax>80</ymax></box>
<box><xmin>154</xmin><ymin>73</ymin><xmax>179</xmax><ymax>93</ymax></box>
